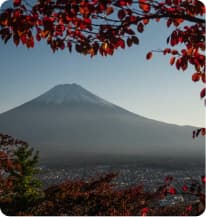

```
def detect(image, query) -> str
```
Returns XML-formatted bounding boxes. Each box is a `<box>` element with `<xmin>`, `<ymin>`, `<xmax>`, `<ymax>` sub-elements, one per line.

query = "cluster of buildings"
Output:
<box><xmin>38</xmin><ymin>164</ymin><xmax>204</xmax><ymax>206</ymax></box>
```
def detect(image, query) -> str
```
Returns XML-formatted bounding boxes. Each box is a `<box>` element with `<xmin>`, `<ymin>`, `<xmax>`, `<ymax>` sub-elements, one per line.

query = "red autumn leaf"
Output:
<box><xmin>170</xmin><ymin>31</ymin><xmax>178</xmax><ymax>46</ymax></box>
<box><xmin>13</xmin><ymin>34</ymin><xmax>20</xmax><ymax>46</ymax></box>
<box><xmin>201</xmin><ymin>175</ymin><xmax>206</xmax><ymax>184</ymax></box>
<box><xmin>83</xmin><ymin>18</ymin><xmax>91</xmax><ymax>26</ymax></box>
<box><xmin>192</xmin><ymin>72</ymin><xmax>200</xmax><ymax>82</ymax></box>
<box><xmin>146</xmin><ymin>52</ymin><xmax>152</xmax><ymax>60</ymax></box>
<box><xmin>118</xmin><ymin>9</ymin><xmax>126</xmax><ymax>20</ymax></box>
<box><xmin>27</xmin><ymin>38</ymin><xmax>34</xmax><ymax>48</ymax></box>
<box><xmin>20</xmin><ymin>34</ymin><xmax>27</xmax><ymax>44</ymax></box>
<box><xmin>171</xmin><ymin>50</ymin><xmax>178</xmax><ymax>55</ymax></box>
<box><xmin>126</xmin><ymin>28</ymin><xmax>135</xmax><ymax>35</ymax></box>
<box><xmin>127</xmin><ymin>37</ymin><xmax>133</xmax><ymax>47</ymax></box>
<box><xmin>156</xmin><ymin>17</ymin><xmax>160</xmax><ymax>22</ymax></box>
<box><xmin>181</xmin><ymin>61</ymin><xmax>188</xmax><ymax>71</ymax></box>
<box><xmin>137</xmin><ymin>23</ymin><xmax>144</xmax><ymax>33</ymax></box>
<box><xmin>174</xmin><ymin>18</ymin><xmax>184</xmax><ymax>26</ymax></box>
<box><xmin>60</xmin><ymin>42</ymin><xmax>65</xmax><ymax>50</ymax></box>
<box><xmin>201</xmin><ymin>128</ymin><xmax>206</xmax><ymax>136</ymax></box>
<box><xmin>106</xmin><ymin>7</ymin><xmax>114</xmax><ymax>15</ymax></box>
<box><xmin>129</xmin><ymin>15</ymin><xmax>137</xmax><ymax>23</ymax></box>
<box><xmin>117</xmin><ymin>39</ymin><xmax>125</xmax><ymax>49</ymax></box>
<box><xmin>201</xmin><ymin>73</ymin><xmax>206</xmax><ymax>83</ymax></box>
<box><xmin>126</xmin><ymin>8</ymin><xmax>132</xmax><ymax>15</ymax></box>
<box><xmin>168</xmin><ymin>187</ymin><xmax>176</xmax><ymax>194</ymax></box>
<box><xmin>182</xmin><ymin>185</ymin><xmax>188</xmax><ymax>192</ymax></box>
<box><xmin>186</xmin><ymin>205</ymin><xmax>192</xmax><ymax>212</ymax></box>
<box><xmin>141</xmin><ymin>207</ymin><xmax>149</xmax><ymax>216</ymax></box>
<box><xmin>40</xmin><ymin>30</ymin><xmax>49</xmax><ymax>38</ymax></box>
<box><xmin>163</xmin><ymin>48</ymin><xmax>171</xmax><ymax>55</ymax></box>
<box><xmin>131</xmin><ymin>36</ymin><xmax>139</xmax><ymax>45</ymax></box>
<box><xmin>170</xmin><ymin>56</ymin><xmax>176</xmax><ymax>65</ymax></box>
<box><xmin>143</xmin><ymin>18</ymin><xmax>149</xmax><ymax>25</ymax></box>
<box><xmin>36</xmin><ymin>33</ymin><xmax>41</xmax><ymax>42</ymax></box>
<box><xmin>139</xmin><ymin>0</ymin><xmax>150</xmax><ymax>13</ymax></box>
<box><xmin>176</xmin><ymin>60</ymin><xmax>181</xmax><ymax>70</ymax></box>
<box><xmin>117</xmin><ymin>0</ymin><xmax>132</xmax><ymax>6</ymax></box>
<box><xmin>13</xmin><ymin>0</ymin><xmax>21</xmax><ymax>7</ymax></box>
<box><xmin>200</xmin><ymin>88</ymin><xmax>206</xmax><ymax>98</ymax></box>
<box><xmin>167</xmin><ymin>18</ymin><xmax>172</xmax><ymax>27</ymax></box>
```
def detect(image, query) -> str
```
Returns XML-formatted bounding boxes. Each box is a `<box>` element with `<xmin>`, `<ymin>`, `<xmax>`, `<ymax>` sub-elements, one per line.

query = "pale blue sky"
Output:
<box><xmin>0</xmin><ymin>7</ymin><xmax>204</xmax><ymax>127</ymax></box>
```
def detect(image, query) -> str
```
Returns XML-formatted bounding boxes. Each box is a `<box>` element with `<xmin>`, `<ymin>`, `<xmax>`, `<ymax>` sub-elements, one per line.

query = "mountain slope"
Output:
<box><xmin>0</xmin><ymin>84</ymin><xmax>204</xmax><ymax>162</ymax></box>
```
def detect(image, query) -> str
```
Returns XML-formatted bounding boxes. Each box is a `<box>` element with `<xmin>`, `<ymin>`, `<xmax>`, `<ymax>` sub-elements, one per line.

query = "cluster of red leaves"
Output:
<box><xmin>0</xmin><ymin>0</ymin><xmax>204</xmax><ymax>57</ymax></box>
<box><xmin>144</xmin><ymin>0</ymin><xmax>205</xmax><ymax>101</ymax></box>
<box><xmin>0</xmin><ymin>0</ymin><xmax>205</xmax><ymax>106</ymax></box>
<box><xmin>158</xmin><ymin>175</ymin><xmax>205</xmax><ymax>215</ymax></box>
<box><xmin>1</xmin><ymin>172</ymin><xmax>202</xmax><ymax>216</ymax></box>
<box><xmin>0</xmin><ymin>0</ymin><xmax>204</xmax><ymax>111</ymax></box>
<box><xmin>193</xmin><ymin>127</ymin><xmax>206</xmax><ymax>139</ymax></box>
<box><xmin>21</xmin><ymin>173</ymin><xmax>158</xmax><ymax>216</ymax></box>
<box><xmin>1</xmin><ymin>174</ymin><xmax>203</xmax><ymax>216</ymax></box>
<box><xmin>0</xmin><ymin>134</ymin><xmax>27</xmax><ymax>203</ymax></box>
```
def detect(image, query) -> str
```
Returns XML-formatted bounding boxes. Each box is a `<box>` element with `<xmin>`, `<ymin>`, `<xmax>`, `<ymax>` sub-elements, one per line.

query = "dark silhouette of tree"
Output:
<box><xmin>0</xmin><ymin>134</ymin><xmax>43</xmax><ymax>215</ymax></box>
<box><xmin>11</xmin><ymin>144</ymin><xmax>43</xmax><ymax>203</ymax></box>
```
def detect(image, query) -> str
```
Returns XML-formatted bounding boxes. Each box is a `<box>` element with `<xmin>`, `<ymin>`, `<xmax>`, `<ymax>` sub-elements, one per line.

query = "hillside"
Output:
<box><xmin>0</xmin><ymin>84</ymin><xmax>204</xmax><ymax>163</ymax></box>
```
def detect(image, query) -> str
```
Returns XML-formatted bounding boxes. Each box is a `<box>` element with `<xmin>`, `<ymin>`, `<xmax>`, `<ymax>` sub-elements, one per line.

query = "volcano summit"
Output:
<box><xmin>0</xmin><ymin>84</ymin><xmax>204</xmax><ymax>163</ymax></box>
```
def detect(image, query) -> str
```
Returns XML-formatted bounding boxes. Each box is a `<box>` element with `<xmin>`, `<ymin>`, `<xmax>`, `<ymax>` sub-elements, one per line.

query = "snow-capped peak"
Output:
<box><xmin>33</xmin><ymin>83</ymin><xmax>114</xmax><ymax>106</ymax></box>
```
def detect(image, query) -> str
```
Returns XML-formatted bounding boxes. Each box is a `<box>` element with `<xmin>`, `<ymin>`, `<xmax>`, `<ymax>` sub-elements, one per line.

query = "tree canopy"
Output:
<box><xmin>0</xmin><ymin>133</ymin><xmax>43</xmax><ymax>215</ymax></box>
<box><xmin>0</xmin><ymin>0</ymin><xmax>204</xmax><ymax>76</ymax></box>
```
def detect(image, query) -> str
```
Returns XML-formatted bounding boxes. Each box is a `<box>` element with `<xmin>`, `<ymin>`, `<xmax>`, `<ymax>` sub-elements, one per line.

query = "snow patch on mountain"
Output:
<box><xmin>34</xmin><ymin>83</ymin><xmax>115</xmax><ymax>107</ymax></box>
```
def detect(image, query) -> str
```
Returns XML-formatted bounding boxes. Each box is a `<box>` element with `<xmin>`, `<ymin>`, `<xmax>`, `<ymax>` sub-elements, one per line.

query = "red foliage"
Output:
<box><xmin>139</xmin><ymin>0</ymin><xmax>150</xmax><ymax>13</ymax></box>
<box><xmin>13</xmin><ymin>0</ymin><xmax>21</xmax><ymax>7</ymax></box>
<box><xmin>182</xmin><ymin>184</ymin><xmax>188</xmax><ymax>192</ymax></box>
<box><xmin>0</xmin><ymin>134</ymin><xmax>28</xmax><ymax>203</ymax></box>
<box><xmin>193</xmin><ymin>128</ymin><xmax>206</xmax><ymax>139</ymax></box>
<box><xmin>0</xmin><ymin>0</ymin><xmax>205</xmax><ymax>109</ymax></box>
<box><xmin>22</xmin><ymin>173</ymin><xmax>158</xmax><ymax>216</ymax></box>
<box><xmin>168</xmin><ymin>187</ymin><xmax>176</xmax><ymax>194</ymax></box>
<box><xmin>146</xmin><ymin>52</ymin><xmax>152</xmax><ymax>60</ymax></box>
<box><xmin>141</xmin><ymin>207</ymin><xmax>149</xmax><ymax>216</ymax></box>
<box><xmin>201</xmin><ymin>176</ymin><xmax>206</xmax><ymax>184</ymax></box>
<box><xmin>200</xmin><ymin>88</ymin><xmax>205</xmax><ymax>98</ymax></box>
<box><xmin>170</xmin><ymin>56</ymin><xmax>176</xmax><ymax>65</ymax></box>
<box><xmin>3</xmin><ymin>173</ymin><xmax>202</xmax><ymax>216</ymax></box>
<box><xmin>192</xmin><ymin>72</ymin><xmax>201</xmax><ymax>82</ymax></box>
<box><xmin>0</xmin><ymin>0</ymin><xmax>204</xmax><ymax>59</ymax></box>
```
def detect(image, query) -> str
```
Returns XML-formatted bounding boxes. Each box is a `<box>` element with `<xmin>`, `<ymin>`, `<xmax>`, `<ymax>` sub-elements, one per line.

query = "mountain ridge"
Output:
<box><xmin>0</xmin><ymin>83</ymin><xmax>204</xmax><ymax>164</ymax></box>
<box><xmin>32</xmin><ymin>83</ymin><xmax>114</xmax><ymax>106</ymax></box>
<box><xmin>0</xmin><ymin>83</ymin><xmax>197</xmax><ymax>128</ymax></box>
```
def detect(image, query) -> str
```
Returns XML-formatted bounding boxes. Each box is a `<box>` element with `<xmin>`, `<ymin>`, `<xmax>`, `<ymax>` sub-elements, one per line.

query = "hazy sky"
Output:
<box><xmin>0</xmin><ymin>2</ymin><xmax>205</xmax><ymax>127</ymax></box>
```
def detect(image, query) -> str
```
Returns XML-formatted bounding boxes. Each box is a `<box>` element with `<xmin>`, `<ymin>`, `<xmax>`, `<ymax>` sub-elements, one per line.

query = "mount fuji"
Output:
<box><xmin>0</xmin><ymin>84</ymin><xmax>204</xmax><ymax>163</ymax></box>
